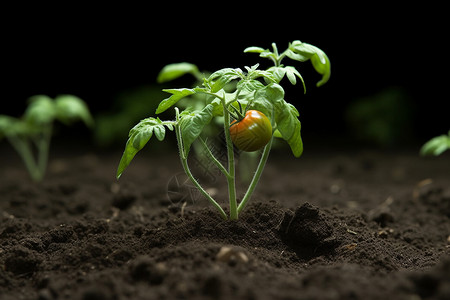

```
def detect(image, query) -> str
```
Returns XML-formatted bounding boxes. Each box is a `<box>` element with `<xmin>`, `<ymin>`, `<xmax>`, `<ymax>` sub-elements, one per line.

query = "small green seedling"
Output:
<box><xmin>0</xmin><ymin>95</ymin><xmax>94</xmax><ymax>181</ymax></box>
<box><xmin>117</xmin><ymin>40</ymin><xmax>330</xmax><ymax>220</ymax></box>
<box><xmin>420</xmin><ymin>130</ymin><xmax>450</xmax><ymax>156</ymax></box>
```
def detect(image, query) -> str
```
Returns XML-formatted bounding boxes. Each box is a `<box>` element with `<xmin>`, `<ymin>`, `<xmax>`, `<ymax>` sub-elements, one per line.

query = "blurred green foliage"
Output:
<box><xmin>345</xmin><ymin>87</ymin><xmax>414</xmax><ymax>147</ymax></box>
<box><xmin>420</xmin><ymin>130</ymin><xmax>450</xmax><ymax>156</ymax></box>
<box><xmin>95</xmin><ymin>63</ymin><xmax>205</xmax><ymax>148</ymax></box>
<box><xmin>0</xmin><ymin>95</ymin><xmax>93</xmax><ymax>181</ymax></box>
<box><xmin>94</xmin><ymin>85</ymin><xmax>168</xmax><ymax>147</ymax></box>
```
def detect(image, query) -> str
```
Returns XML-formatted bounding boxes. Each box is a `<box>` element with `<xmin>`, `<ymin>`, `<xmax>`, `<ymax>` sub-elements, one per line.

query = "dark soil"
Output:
<box><xmin>1</xmin><ymin>144</ymin><xmax>449</xmax><ymax>300</ymax></box>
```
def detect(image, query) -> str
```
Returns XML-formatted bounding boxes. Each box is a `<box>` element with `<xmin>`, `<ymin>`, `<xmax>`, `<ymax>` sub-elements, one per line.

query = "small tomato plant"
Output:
<box><xmin>420</xmin><ymin>130</ymin><xmax>450</xmax><ymax>156</ymax></box>
<box><xmin>0</xmin><ymin>95</ymin><xmax>94</xmax><ymax>182</ymax></box>
<box><xmin>117</xmin><ymin>40</ymin><xmax>331</xmax><ymax>220</ymax></box>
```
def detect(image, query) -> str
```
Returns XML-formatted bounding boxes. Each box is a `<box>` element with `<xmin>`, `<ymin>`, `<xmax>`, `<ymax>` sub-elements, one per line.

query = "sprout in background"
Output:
<box><xmin>0</xmin><ymin>95</ymin><xmax>93</xmax><ymax>181</ymax></box>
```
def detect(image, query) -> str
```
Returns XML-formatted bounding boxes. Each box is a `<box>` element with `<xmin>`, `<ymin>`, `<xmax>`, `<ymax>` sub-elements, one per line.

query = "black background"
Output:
<box><xmin>2</xmin><ymin>4</ymin><xmax>448</xmax><ymax>149</ymax></box>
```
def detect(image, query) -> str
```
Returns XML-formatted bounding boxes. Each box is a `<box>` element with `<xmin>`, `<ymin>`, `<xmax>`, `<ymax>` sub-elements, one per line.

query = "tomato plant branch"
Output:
<box><xmin>174</xmin><ymin>111</ymin><xmax>227</xmax><ymax>219</ymax></box>
<box><xmin>238</xmin><ymin>136</ymin><xmax>273</xmax><ymax>213</ymax></box>
<box><xmin>178</xmin><ymin>152</ymin><xmax>227</xmax><ymax>220</ymax></box>
<box><xmin>198</xmin><ymin>137</ymin><xmax>230</xmax><ymax>178</ymax></box>
<box><xmin>271</xmin><ymin>43</ymin><xmax>283</xmax><ymax>67</ymax></box>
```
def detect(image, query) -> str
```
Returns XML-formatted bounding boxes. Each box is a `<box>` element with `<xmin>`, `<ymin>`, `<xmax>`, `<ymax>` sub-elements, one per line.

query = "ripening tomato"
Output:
<box><xmin>229</xmin><ymin>110</ymin><xmax>272</xmax><ymax>152</ymax></box>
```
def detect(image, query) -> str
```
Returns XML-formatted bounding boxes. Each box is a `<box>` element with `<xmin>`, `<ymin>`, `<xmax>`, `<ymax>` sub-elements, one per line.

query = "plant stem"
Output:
<box><xmin>174</xmin><ymin>119</ymin><xmax>227</xmax><ymax>220</ymax></box>
<box><xmin>272</xmin><ymin>43</ymin><xmax>279</xmax><ymax>58</ymax></box>
<box><xmin>198</xmin><ymin>137</ymin><xmax>229</xmax><ymax>178</ymax></box>
<box><xmin>222</xmin><ymin>98</ymin><xmax>238</xmax><ymax>220</ymax></box>
<box><xmin>36</xmin><ymin>124</ymin><xmax>52</xmax><ymax>180</ymax></box>
<box><xmin>271</xmin><ymin>42</ymin><xmax>286</xmax><ymax>67</ymax></box>
<box><xmin>237</xmin><ymin>136</ymin><xmax>273</xmax><ymax>214</ymax></box>
<box><xmin>7</xmin><ymin>136</ymin><xmax>42</xmax><ymax>181</ymax></box>
<box><xmin>179</xmin><ymin>155</ymin><xmax>227</xmax><ymax>220</ymax></box>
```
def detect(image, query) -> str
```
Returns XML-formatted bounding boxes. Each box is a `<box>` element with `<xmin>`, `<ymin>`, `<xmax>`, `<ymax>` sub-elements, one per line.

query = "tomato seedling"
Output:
<box><xmin>117</xmin><ymin>40</ymin><xmax>330</xmax><ymax>220</ymax></box>
<box><xmin>0</xmin><ymin>95</ymin><xmax>93</xmax><ymax>181</ymax></box>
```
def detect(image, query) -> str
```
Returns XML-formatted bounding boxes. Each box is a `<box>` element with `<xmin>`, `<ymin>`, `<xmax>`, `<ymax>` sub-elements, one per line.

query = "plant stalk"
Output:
<box><xmin>198</xmin><ymin>137</ymin><xmax>229</xmax><ymax>178</ymax></box>
<box><xmin>222</xmin><ymin>98</ymin><xmax>238</xmax><ymax>220</ymax></box>
<box><xmin>8</xmin><ymin>136</ymin><xmax>42</xmax><ymax>181</ymax></box>
<box><xmin>36</xmin><ymin>124</ymin><xmax>52</xmax><ymax>181</ymax></box>
<box><xmin>175</xmin><ymin>122</ymin><xmax>227</xmax><ymax>220</ymax></box>
<box><xmin>271</xmin><ymin>42</ymin><xmax>287</xmax><ymax>67</ymax></box>
<box><xmin>237</xmin><ymin>136</ymin><xmax>273</xmax><ymax>214</ymax></box>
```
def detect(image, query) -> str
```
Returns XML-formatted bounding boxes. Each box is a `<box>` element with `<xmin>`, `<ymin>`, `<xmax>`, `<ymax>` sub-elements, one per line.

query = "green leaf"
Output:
<box><xmin>267</xmin><ymin>66</ymin><xmax>306</xmax><ymax>93</ymax></box>
<box><xmin>237</xmin><ymin>79</ymin><xmax>265</xmax><ymax>94</ymax></box>
<box><xmin>311</xmin><ymin>50</ymin><xmax>331</xmax><ymax>87</ymax></box>
<box><xmin>252</xmin><ymin>84</ymin><xmax>303</xmax><ymax>157</ymax></box>
<box><xmin>156</xmin><ymin>88</ymin><xmax>196</xmax><ymax>114</ymax></box>
<box><xmin>153</xmin><ymin>124</ymin><xmax>166</xmax><ymax>141</ymax></box>
<box><xmin>116</xmin><ymin>118</ymin><xmax>174</xmax><ymax>178</ymax></box>
<box><xmin>285</xmin><ymin>49</ymin><xmax>310</xmax><ymax>62</ymax></box>
<box><xmin>54</xmin><ymin>95</ymin><xmax>94</xmax><ymax>127</ymax></box>
<box><xmin>289</xmin><ymin>40</ymin><xmax>317</xmax><ymax>59</ymax></box>
<box><xmin>285</xmin><ymin>68</ymin><xmax>297</xmax><ymax>85</ymax></box>
<box><xmin>243</xmin><ymin>46</ymin><xmax>266</xmax><ymax>54</ymax></box>
<box><xmin>277</xmin><ymin>102</ymin><xmax>303</xmax><ymax>157</ymax></box>
<box><xmin>246</xmin><ymin>68</ymin><xmax>277</xmax><ymax>83</ymax></box>
<box><xmin>289</xmin><ymin>40</ymin><xmax>330</xmax><ymax>87</ymax></box>
<box><xmin>157</xmin><ymin>63</ymin><xmax>200</xmax><ymax>83</ymax></box>
<box><xmin>0</xmin><ymin>115</ymin><xmax>29</xmax><ymax>138</ymax></box>
<box><xmin>266</xmin><ymin>67</ymin><xmax>286</xmax><ymax>83</ymax></box>
<box><xmin>259</xmin><ymin>51</ymin><xmax>276</xmax><ymax>60</ymax></box>
<box><xmin>179</xmin><ymin>104</ymin><xmax>214</xmax><ymax>155</ymax></box>
<box><xmin>245</xmin><ymin>41</ymin><xmax>330</xmax><ymax>88</ymax></box>
<box><xmin>210</xmin><ymin>98</ymin><xmax>224</xmax><ymax>117</ymax></box>
<box><xmin>207</xmin><ymin>68</ymin><xmax>243</xmax><ymax>93</ymax></box>
<box><xmin>420</xmin><ymin>132</ymin><xmax>450</xmax><ymax>156</ymax></box>
<box><xmin>24</xmin><ymin>95</ymin><xmax>56</xmax><ymax>125</ymax></box>
<box><xmin>285</xmin><ymin>66</ymin><xmax>306</xmax><ymax>93</ymax></box>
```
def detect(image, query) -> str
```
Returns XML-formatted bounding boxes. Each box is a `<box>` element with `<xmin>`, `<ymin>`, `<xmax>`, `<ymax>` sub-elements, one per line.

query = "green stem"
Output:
<box><xmin>228</xmin><ymin>103</ymin><xmax>245</xmax><ymax>121</ymax></box>
<box><xmin>36</xmin><ymin>124</ymin><xmax>52</xmax><ymax>180</ymax></box>
<box><xmin>237</xmin><ymin>136</ymin><xmax>273</xmax><ymax>214</ymax></box>
<box><xmin>174</xmin><ymin>115</ymin><xmax>227</xmax><ymax>220</ymax></box>
<box><xmin>272</xmin><ymin>43</ymin><xmax>279</xmax><ymax>58</ymax></box>
<box><xmin>222</xmin><ymin>98</ymin><xmax>238</xmax><ymax>220</ymax></box>
<box><xmin>198</xmin><ymin>137</ymin><xmax>229</xmax><ymax>178</ymax></box>
<box><xmin>271</xmin><ymin>42</ymin><xmax>286</xmax><ymax>67</ymax></box>
<box><xmin>226</xmin><ymin>106</ymin><xmax>240</xmax><ymax>121</ymax></box>
<box><xmin>8</xmin><ymin>136</ymin><xmax>42</xmax><ymax>181</ymax></box>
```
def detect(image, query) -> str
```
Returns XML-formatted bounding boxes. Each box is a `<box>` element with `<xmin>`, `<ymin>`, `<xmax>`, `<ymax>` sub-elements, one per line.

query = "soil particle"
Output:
<box><xmin>216</xmin><ymin>245</ymin><xmax>250</xmax><ymax>265</ymax></box>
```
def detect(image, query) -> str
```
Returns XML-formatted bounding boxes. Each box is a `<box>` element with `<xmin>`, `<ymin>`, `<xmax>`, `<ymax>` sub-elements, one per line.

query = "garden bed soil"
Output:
<box><xmin>0</xmin><ymin>144</ymin><xmax>449</xmax><ymax>299</ymax></box>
